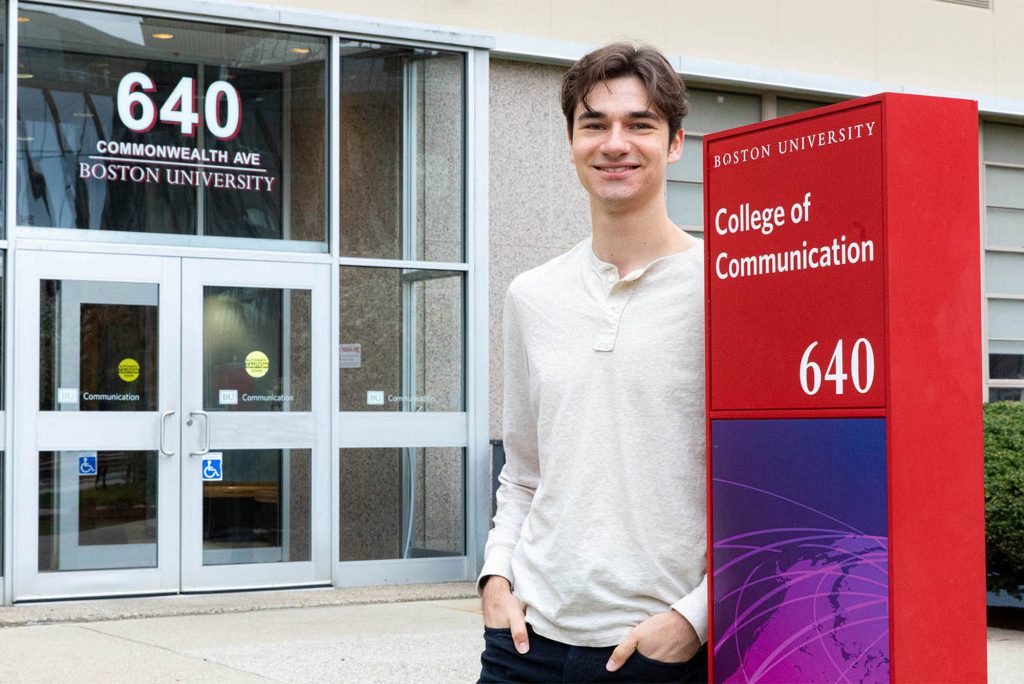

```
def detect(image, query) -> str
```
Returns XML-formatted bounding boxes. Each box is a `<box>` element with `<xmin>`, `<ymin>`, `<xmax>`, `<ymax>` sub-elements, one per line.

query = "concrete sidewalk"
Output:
<box><xmin>0</xmin><ymin>583</ymin><xmax>1019</xmax><ymax>682</ymax></box>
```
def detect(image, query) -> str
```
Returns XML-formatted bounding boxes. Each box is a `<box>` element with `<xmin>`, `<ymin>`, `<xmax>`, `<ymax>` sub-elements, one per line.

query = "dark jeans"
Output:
<box><xmin>479</xmin><ymin>624</ymin><xmax>708</xmax><ymax>683</ymax></box>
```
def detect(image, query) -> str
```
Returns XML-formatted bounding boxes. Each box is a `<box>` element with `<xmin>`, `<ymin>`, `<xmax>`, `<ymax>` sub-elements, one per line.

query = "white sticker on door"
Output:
<box><xmin>340</xmin><ymin>343</ymin><xmax>362</xmax><ymax>368</ymax></box>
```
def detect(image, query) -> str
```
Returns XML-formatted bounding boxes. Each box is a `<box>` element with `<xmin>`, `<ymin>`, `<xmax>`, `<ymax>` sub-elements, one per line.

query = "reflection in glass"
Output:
<box><xmin>39</xmin><ymin>450</ymin><xmax>158</xmax><ymax>571</ymax></box>
<box><xmin>339</xmin><ymin>268</ymin><xmax>463</xmax><ymax>412</ymax></box>
<box><xmin>203</xmin><ymin>449</ymin><xmax>310</xmax><ymax>565</ymax></box>
<box><xmin>990</xmin><ymin>388</ymin><xmax>1024</xmax><ymax>402</ymax></box>
<box><xmin>17</xmin><ymin>3</ymin><xmax>327</xmax><ymax>242</ymax></box>
<box><xmin>339</xmin><ymin>44</ymin><xmax>464</xmax><ymax>261</ymax></box>
<box><xmin>340</xmin><ymin>447</ymin><xmax>464</xmax><ymax>561</ymax></box>
<box><xmin>991</xmin><ymin>354</ymin><xmax>1024</xmax><ymax>380</ymax></box>
<box><xmin>40</xmin><ymin>280</ymin><xmax>158</xmax><ymax>411</ymax></box>
<box><xmin>204</xmin><ymin>286</ymin><xmax>310</xmax><ymax>412</ymax></box>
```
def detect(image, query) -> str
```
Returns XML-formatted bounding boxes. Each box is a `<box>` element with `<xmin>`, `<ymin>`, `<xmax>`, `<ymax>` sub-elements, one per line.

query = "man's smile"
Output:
<box><xmin>594</xmin><ymin>164</ymin><xmax>641</xmax><ymax>176</ymax></box>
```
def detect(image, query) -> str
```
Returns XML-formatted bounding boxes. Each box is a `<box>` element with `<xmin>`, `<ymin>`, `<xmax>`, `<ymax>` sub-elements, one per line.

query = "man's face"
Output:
<box><xmin>569</xmin><ymin>75</ymin><xmax>683</xmax><ymax>214</ymax></box>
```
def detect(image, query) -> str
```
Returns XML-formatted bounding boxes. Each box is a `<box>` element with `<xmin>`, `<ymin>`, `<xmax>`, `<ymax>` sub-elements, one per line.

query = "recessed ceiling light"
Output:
<box><xmin>289</xmin><ymin>47</ymin><xmax>311</xmax><ymax>55</ymax></box>
<box><xmin>17</xmin><ymin>73</ymin><xmax>34</xmax><ymax>79</ymax></box>
<box><xmin>18</xmin><ymin>136</ymin><xmax>34</xmax><ymax>142</ymax></box>
<box><xmin>151</xmin><ymin>32</ymin><xmax>174</xmax><ymax>40</ymax></box>
<box><xmin>73</xmin><ymin>112</ymin><xmax>94</xmax><ymax>118</ymax></box>
<box><xmin>17</xmin><ymin>16</ymin><xmax>30</xmax><ymax>23</ymax></box>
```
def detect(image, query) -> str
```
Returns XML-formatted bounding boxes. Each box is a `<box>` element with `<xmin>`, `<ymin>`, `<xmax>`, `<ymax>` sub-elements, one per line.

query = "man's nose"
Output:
<box><xmin>601</xmin><ymin>124</ymin><xmax>630</xmax><ymax>154</ymax></box>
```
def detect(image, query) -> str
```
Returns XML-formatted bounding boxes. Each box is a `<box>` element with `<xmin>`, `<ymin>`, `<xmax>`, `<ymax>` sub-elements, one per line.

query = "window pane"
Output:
<box><xmin>339</xmin><ymin>268</ymin><xmax>464</xmax><ymax>412</ymax></box>
<box><xmin>990</xmin><ymin>387</ymin><xmax>1024</xmax><ymax>402</ymax></box>
<box><xmin>0</xmin><ymin>452</ymin><xmax>4</xmax><ymax>575</ymax></box>
<box><xmin>17</xmin><ymin>4</ymin><xmax>327</xmax><ymax>242</ymax></box>
<box><xmin>0</xmin><ymin>255</ymin><xmax>4</xmax><ymax>409</ymax></box>
<box><xmin>776</xmin><ymin>98</ymin><xmax>827</xmax><ymax>118</ymax></box>
<box><xmin>685</xmin><ymin>88</ymin><xmax>761</xmax><ymax>134</ymax></box>
<box><xmin>667</xmin><ymin>181</ymin><xmax>703</xmax><ymax>229</ymax></box>
<box><xmin>40</xmin><ymin>280</ymin><xmax>159</xmax><ymax>411</ymax></box>
<box><xmin>990</xmin><ymin>339</ymin><xmax>1024</xmax><ymax>354</ymax></box>
<box><xmin>989</xmin><ymin>299</ymin><xmax>1024</xmax><ymax>340</ymax></box>
<box><xmin>39</xmin><ymin>450</ymin><xmax>158</xmax><ymax>571</ymax></box>
<box><xmin>985</xmin><ymin>166</ymin><xmax>1024</xmax><ymax>210</ymax></box>
<box><xmin>984</xmin><ymin>122</ymin><xmax>1024</xmax><ymax>165</ymax></box>
<box><xmin>991</xmin><ymin>354</ymin><xmax>1024</xmax><ymax>380</ymax></box>
<box><xmin>667</xmin><ymin>134</ymin><xmax>702</xmax><ymax>183</ymax></box>
<box><xmin>0</xmin><ymin>0</ymin><xmax>6</xmax><ymax>237</ymax></box>
<box><xmin>986</xmin><ymin>253</ymin><xmax>1024</xmax><ymax>295</ymax></box>
<box><xmin>986</xmin><ymin>207</ymin><xmax>1024</xmax><ymax>249</ymax></box>
<box><xmin>339</xmin><ymin>44</ymin><xmax>464</xmax><ymax>261</ymax></box>
<box><xmin>203</xmin><ymin>448</ymin><xmax>310</xmax><ymax>565</ymax></box>
<box><xmin>340</xmin><ymin>447</ymin><xmax>464</xmax><ymax>561</ymax></box>
<box><xmin>204</xmin><ymin>286</ymin><xmax>311</xmax><ymax>412</ymax></box>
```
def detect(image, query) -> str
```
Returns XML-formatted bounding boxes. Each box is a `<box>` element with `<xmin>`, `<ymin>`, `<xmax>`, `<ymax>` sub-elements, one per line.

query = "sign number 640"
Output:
<box><xmin>117</xmin><ymin>72</ymin><xmax>242</xmax><ymax>140</ymax></box>
<box><xmin>800</xmin><ymin>338</ymin><xmax>875</xmax><ymax>396</ymax></box>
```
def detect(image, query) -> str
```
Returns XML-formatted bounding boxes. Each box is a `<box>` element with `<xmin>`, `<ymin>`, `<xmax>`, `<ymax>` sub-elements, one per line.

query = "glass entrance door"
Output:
<box><xmin>179</xmin><ymin>259</ymin><xmax>329</xmax><ymax>590</ymax></box>
<box><xmin>13</xmin><ymin>250</ymin><xmax>181</xmax><ymax>599</ymax></box>
<box><xmin>13</xmin><ymin>251</ymin><xmax>328</xmax><ymax>599</ymax></box>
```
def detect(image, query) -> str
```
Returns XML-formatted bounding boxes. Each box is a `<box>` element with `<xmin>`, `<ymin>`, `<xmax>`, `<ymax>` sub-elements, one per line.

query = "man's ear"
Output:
<box><xmin>667</xmin><ymin>128</ymin><xmax>684</xmax><ymax>164</ymax></box>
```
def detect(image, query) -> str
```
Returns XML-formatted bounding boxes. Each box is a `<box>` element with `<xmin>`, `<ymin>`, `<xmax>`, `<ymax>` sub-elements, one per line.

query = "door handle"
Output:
<box><xmin>159</xmin><ymin>409</ymin><xmax>175</xmax><ymax>456</ymax></box>
<box><xmin>188</xmin><ymin>410</ymin><xmax>210</xmax><ymax>457</ymax></box>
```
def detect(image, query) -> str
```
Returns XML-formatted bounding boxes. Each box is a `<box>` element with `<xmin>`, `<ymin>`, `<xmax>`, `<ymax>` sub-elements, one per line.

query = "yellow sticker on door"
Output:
<box><xmin>244</xmin><ymin>350</ymin><xmax>270</xmax><ymax>378</ymax></box>
<box><xmin>118</xmin><ymin>358</ymin><xmax>140</xmax><ymax>382</ymax></box>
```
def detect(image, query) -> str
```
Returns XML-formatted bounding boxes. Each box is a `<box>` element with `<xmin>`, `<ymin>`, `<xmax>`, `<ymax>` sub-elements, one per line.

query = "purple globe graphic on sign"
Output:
<box><xmin>713</xmin><ymin>419</ymin><xmax>890</xmax><ymax>683</ymax></box>
<box><xmin>714</xmin><ymin>523</ymin><xmax>889</xmax><ymax>682</ymax></box>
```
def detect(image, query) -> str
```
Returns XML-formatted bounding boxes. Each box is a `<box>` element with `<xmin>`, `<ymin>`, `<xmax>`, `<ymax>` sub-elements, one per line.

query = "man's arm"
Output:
<box><xmin>671</xmin><ymin>573</ymin><xmax>709</xmax><ymax>644</ymax></box>
<box><xmin>478</xmin><ymin>286</ymin><xmax>540</xmax><ymax>653</ymax></box>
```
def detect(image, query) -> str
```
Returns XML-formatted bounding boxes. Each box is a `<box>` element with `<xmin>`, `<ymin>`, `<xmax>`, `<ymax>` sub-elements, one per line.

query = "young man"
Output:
<box><xmin>478</xmin><ymin>43</ymin><xmax>708</xmax><ymax>683</ymax></box>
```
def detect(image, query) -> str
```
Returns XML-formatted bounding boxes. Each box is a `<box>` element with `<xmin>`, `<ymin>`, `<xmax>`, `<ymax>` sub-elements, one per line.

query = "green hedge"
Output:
<box><xmin>985</xmin><ymin>401</ymin><xmax>1024</xmax><ymax>597</ymax></box>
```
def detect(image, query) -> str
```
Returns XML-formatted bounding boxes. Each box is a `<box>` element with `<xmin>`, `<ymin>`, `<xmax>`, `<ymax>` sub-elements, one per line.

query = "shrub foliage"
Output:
<box><xmin>985</xmin><ymin>401</ymin><xmax>1024</xmax><ymax>597</ymax></box>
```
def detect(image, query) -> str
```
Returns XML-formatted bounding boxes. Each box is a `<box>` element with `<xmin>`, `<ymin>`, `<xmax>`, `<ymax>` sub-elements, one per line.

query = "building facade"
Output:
<box><xmin>0</xmin><ymin>0</ymin><xmax>1018</xmax><ymax>604</ymax></box>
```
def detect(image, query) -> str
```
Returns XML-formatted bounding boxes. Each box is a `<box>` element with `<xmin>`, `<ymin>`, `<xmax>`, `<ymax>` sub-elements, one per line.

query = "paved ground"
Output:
<box><xmin>0</xmin><ymin>583</ymin><xmax>1019</xmax><ymax>682</ymax></box>
<box><xmin>989</xmin><ymin>627</ymin><xmax>1024</xmax><ymax>684</ymax></box>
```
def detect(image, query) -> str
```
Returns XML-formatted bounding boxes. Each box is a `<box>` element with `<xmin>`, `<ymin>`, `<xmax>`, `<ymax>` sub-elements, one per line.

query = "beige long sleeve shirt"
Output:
<box><xmin>481</xmin><ymin>237</ymin><xmax>708</xmax><ymax>647</ymax></box>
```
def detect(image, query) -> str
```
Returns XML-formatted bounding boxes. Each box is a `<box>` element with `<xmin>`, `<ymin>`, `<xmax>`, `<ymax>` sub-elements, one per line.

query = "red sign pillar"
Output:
<box><xmin>704</xmin><ymin>93</ymin><xmax>986</xmax><ymax>683</ymax></box>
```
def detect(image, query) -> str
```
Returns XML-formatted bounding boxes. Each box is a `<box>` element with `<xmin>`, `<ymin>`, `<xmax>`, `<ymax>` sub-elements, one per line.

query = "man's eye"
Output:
<box><xmin>631</xmin><ymin>122</ymin><xmax>653</xmax><ymax>129</ymax></box>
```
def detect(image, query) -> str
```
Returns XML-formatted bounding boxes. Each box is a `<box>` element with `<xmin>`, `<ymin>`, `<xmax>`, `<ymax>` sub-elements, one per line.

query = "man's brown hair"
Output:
<box><xmin>560</xmin><ymin>42</ymin><xmax>689</xmax><ymax>144</ymax></box>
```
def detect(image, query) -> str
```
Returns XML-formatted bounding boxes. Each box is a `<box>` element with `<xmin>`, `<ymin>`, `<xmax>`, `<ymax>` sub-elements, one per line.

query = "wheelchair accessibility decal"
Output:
<box><xmin>201</xmin><ymin>453</ymin><xmax>223</xmax><ymax>482</ymax></box>
<box><xmin>78</xmin><ymin>452</ymin><xmax>98</xmax><ymax>477</ymax></box>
